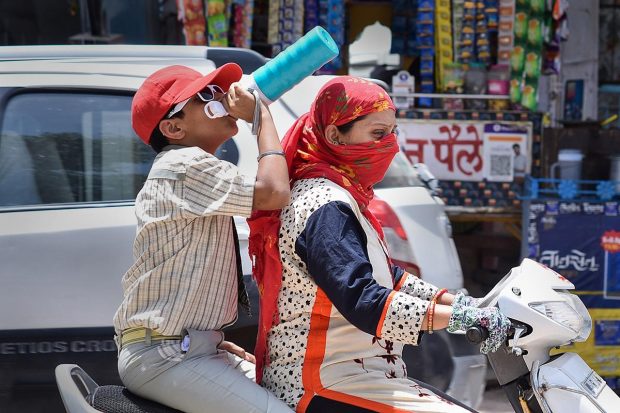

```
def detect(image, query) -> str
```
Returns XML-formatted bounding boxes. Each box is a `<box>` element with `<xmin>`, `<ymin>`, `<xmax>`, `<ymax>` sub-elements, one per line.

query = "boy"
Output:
<box><xmin>113</xmin><ymin>63</ymin><xmax>292</xmax><ymax>412</ymax></box>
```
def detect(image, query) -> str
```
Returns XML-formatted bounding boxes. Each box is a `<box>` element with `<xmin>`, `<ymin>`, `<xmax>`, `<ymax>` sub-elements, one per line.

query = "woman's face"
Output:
<box><xmin>339</xmin><ymin>109</ymin><xmax>397</xmax><ymax>145</ymax></box>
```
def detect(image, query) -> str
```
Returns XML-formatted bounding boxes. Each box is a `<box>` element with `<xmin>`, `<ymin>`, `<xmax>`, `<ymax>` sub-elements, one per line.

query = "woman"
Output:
<box><xmin>248</xmin><ymin>76</ymin><xmax>510</xmax><ymax>412</ymax></box>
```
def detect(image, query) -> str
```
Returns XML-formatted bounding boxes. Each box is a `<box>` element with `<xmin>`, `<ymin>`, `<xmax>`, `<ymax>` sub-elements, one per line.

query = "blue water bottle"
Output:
<box><xmin>246</xmin><ymin>26</ymin><xmax>339</xmax><ymax>104</ymax></box>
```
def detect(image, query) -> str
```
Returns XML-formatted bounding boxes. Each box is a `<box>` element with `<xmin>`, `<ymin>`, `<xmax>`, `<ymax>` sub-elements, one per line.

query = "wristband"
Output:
<box><xmin>427</xmin><ymin>288</ymin><xmax>447</xmax><ymax>335</ymax></box>
<box><xmin>248</xmin><ymin>88</ymin><xmax>261</xmax><ymax>136</ymax></box>
<box><xmin>426</xmin><ymin>299</ymin><xmax>436</xmax><ymax>334</ymax></box>
<box><xmin>257</xmin><ymin>150</ymin><xmax>286</xmax><ymax>162</ymax></box>
<box><xmin>433</xmin><ymin>288</ymin><xmax>449</xmax><ymax>304</ymax></box>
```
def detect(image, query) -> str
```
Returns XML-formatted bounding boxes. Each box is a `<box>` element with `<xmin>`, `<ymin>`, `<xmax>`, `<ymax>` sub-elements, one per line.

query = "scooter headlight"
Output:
<box><xmin>529</xmin><ymin>291</ymin><xmax>592</xmax><ymax>342</ymax></box>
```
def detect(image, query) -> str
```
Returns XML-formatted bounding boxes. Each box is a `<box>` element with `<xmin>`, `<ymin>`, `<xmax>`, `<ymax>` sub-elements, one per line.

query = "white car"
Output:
<box><xmin>0</xmin><ymin>45</ymin><xmax>484</xmax><ymax>412</ymax></box>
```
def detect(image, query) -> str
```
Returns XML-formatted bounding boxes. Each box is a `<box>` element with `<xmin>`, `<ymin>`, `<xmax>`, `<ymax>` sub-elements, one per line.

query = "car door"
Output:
<box><xmin>0</xmin><ymin>89</ymin><xmax>150</xmax><ymax>330</ymax></box>
<box><xmin>0</xmin><ymin>88</ymin><xmax>152</xmax><ymax>409</ymax></box>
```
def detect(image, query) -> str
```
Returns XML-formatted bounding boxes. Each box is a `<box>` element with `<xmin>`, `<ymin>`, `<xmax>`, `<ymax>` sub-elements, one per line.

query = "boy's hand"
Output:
<box><xmin>224</xmin><ymin>82</ymin><xmax>258</xmax><ymax>123</ymax></box>
<box><xmin>218</xmin><ymin>340</ymin><xmax>256</xmax><ymax>363</ymax></box>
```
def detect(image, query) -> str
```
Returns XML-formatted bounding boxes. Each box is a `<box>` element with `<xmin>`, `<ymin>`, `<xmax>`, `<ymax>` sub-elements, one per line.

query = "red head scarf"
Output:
<box><xmin>248</xmin><ymin>76</ymin><xmax>399</xmax><ymax>382</ymax></box>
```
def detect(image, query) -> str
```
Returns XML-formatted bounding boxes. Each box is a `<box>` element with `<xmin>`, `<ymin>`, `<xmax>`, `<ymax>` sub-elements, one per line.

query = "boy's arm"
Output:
<box><xmin>252</xmin><ymin>102</ymin><xmax>290</xmax><ymax>210</ymax></box>
<box><xmin>226</xmin><ymin>84</ymin><xmax>290</xmax><ymax>211</ymax></box>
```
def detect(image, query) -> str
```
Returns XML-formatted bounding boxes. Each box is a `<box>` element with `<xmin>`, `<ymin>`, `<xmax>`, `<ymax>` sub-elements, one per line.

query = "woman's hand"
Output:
<box><xmin>447</xmin><ymin>305</ymin><xmax>511</xmax><ymax>354</ymax></box>
<box><xmin>218</xmin><ymin>340</ymin><xmax>256</xmax><ymax>363</ymax></box>
<box><xmin>453</xmin><ymin>291</ymin><xmax>482</xmax><ymax>308</ymax></box>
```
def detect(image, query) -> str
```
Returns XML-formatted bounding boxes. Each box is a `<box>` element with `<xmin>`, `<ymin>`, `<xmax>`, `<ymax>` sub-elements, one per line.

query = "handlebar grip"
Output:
<box><xmin>466</xmin><ymin>326</ymin><xmax>489</xmax><ymax>344</ymax></box>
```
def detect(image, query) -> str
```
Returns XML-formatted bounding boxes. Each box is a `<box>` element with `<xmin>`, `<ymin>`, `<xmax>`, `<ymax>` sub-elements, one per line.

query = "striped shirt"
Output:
<box><xmin>113</xmin><ymin>145</ymin><xmax>255</xmax><ymax>337</ymax></box>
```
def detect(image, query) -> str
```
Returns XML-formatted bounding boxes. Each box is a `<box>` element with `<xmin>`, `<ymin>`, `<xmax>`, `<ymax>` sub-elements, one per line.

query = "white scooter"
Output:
<box><xmin>466</xmin><ymin>258</ymin><xmax>620</xmax><ymax>412</ymax></box>
<box><xmin>55</xmin><ymin>258</ymin><xmax>620</xmax><ymax>412</ymax></box>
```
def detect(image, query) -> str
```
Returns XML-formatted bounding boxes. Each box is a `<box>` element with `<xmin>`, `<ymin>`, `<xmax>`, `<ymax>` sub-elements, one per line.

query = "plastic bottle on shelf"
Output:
<box><xmin>464</xmin><ymin>62</ymin><xmax>487</xmax><ymax>110</ymax></box>
<box><xmin>442</xmin><ymin>62</ymin><xmax>464</xmax><ymax>110</ymax></box>
<box><xmin>487</xmin><ymin>64</ymin><xmax>510</xmax><ymax>111</ymax></box>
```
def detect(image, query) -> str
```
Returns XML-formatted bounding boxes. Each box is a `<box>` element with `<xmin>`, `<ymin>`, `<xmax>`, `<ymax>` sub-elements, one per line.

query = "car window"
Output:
<box><xmin>0</xmin><ymin>91</ymin><xmax>154</xmax><ymax>207</ymax></box>
<box><xmin>375</xmin><ymin>151</ymin><xmax>424</xmax><ymax>189</ymax></box>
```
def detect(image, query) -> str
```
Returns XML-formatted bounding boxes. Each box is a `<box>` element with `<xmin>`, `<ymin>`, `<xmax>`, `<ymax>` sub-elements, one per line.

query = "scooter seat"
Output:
<box><xmin>56</xmin><ymin>364</ymin><xmax>182</xmax><ymax>413</ymax></box>
<box><xmin>90</xmin><ymin>385</ymin><xmax>183</xmax><ymax>413</ymax></box>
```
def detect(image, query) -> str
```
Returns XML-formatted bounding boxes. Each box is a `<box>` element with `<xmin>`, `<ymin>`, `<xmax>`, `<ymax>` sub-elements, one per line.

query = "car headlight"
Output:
<box><xmin>529</xmin><ymin>291</ymin><xmax>592</xmax><ymax>342</ymax></box>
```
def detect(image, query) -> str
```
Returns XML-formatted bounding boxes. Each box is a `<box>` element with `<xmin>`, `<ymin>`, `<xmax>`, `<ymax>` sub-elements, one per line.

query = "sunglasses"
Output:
<box><xmin>196</xmin><ymin>84</ymin><xmax>225</xmax><ymax>102</ymax></box>
<box><xmin>167</xmin><ymin>85</ymin><xmax>225</xmax><ymax>118</ymax></box>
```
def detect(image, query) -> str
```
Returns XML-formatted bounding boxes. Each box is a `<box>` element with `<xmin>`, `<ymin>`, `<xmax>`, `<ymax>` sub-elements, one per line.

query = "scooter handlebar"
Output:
<box><xmin>466</xmin><ymin>326</ymin><xmax>489</xmax><ymax>344</ymax></box>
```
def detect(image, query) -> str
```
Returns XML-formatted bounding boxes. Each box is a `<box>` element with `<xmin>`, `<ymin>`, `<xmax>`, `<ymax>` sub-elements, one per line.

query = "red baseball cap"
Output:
<box><xmin>131</xmin><ymin>63</ymin><xmax>243</xmax><ymax>143</ymax></box>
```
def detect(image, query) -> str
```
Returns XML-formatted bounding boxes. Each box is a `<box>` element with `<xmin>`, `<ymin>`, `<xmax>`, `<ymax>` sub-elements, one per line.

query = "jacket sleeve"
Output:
<box><xmin>392</xmin><ymin>265</ymin><xmax>438</xmax><ymax>301</ymax></box>
<box><xmin>295</xmin><ymin>201</ymin><xmax>431</xmax><ymax>344</ymax></box>
<box><xmin>182</xmin><ymin>153</ymin><xmax>255</xmax><ymax>218</ymax></box>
